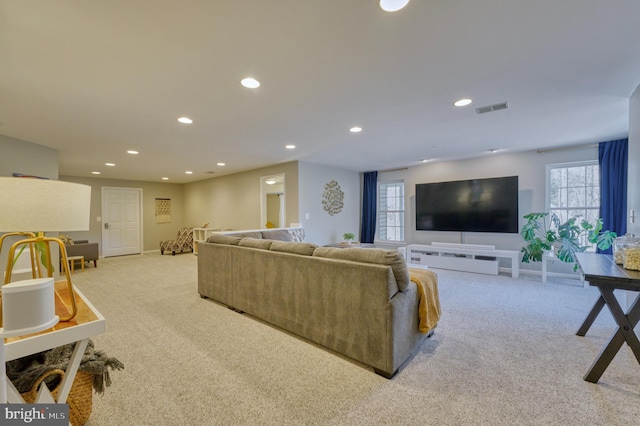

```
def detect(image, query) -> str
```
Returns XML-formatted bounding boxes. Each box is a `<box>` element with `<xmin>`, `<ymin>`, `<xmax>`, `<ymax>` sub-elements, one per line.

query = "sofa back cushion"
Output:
<box><xmin>270</xmin><ymin>241</ymin><xmax>318</xmax><ymax>256</ymax></box>
<box><xmin>313</xmin><ymin>247</ymin><xmax>410</xmax><ymax>291</ymax></box>
<box><xmin>235</xmin><ymin>231</ymin><xmax>263</xmax><ymax>239</ymax></box>
<box><xmin>239</xmin><ymin>237</ymin><xmax>273</xmax><ymax>250</ymax></box>
<box><xmin>261</xmin><ymin>229</ymin><xmax>295</xmax><ymax>241</ymax></box>
<box><xmin>206</xmin><ymin>234</ymin><xmax>242</xmax><ymax>245</ymax></box>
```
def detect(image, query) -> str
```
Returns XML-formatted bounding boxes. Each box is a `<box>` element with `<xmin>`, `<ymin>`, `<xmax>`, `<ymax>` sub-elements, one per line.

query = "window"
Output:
<box><xmin>547</xmin><ymin>160</ymin><xmax>600</xmax><ymax>248</ymax></box>
<box><xmin>378</xmin><ymin>181</ymin><xmax>405</xmax><ymax>242</ymax></box>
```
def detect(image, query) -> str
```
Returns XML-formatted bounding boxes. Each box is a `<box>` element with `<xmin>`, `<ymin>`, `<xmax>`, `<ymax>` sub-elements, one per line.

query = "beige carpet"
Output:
<box><xmin>70</xmin><ymin>252</ymin><xmax>640</xmax><ymax>425</ymax></box>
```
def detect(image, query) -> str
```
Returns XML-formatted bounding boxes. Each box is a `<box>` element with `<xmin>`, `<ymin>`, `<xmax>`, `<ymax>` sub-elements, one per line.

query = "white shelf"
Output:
<box><xmin>420</xmin><ymin>253</ymin><xmax>498</xmax><ymax>275</ymax></box>
<box><xmin>192</xmin><ymin>228</ymin><xmax>219</xmax><ymax>255</ymax></box>
<box><xmin>406</xmin><ymin>243</ymin><xmax>519</xmax><ymax>278</ymax></box>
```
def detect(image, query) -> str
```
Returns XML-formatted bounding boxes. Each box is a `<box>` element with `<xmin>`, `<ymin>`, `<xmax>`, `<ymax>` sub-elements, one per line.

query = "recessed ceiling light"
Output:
<box><xmin>91</xmin><ymin>171</ymin><xmax>101</xmax><ymax>175</ymax></box>
<box><xmin>127</xmin><ymin>150</ymin><xmax>139</xmax><ymax>155</ymax></box>
<box><xmin>185</xmin><ymin>171</ymin><xmax>193</xmax><ymax>174</ymax></box>
<box><xmin>105</xmin><ymin>163</ymin><xmax>115</xmax><ymax>167</ymax></box>
<box><xmin>217</xmin><ymin>162</ymin><xmax>226</xmax><ymax>166</ymax></box>
<box><xmin>285</xmin><ymin>144</ymin><xmax>296</xmax><ymax>150</ymax></box>
<box><xmin>488</xmin><ymin>149</ymin><xmax>498</xmax><ymax>153</ymax></box>
<box><xmin>454</xmin><ymin>98</ymin><xmax>473</xmax><ymax>107</ymax></box>
<box><xmin>265</xmin><ymin>180</ymin><xmax>276</xmax><ymax>185</ymax></box>
<box><xmin>178</xmin><ymin>117</ymin><xmax>193</xmax><ymax>124</ymax></box>
<box><xmin>350</xmin><ymin>126</ymin><xmax>362</xmax><ymax>133</ymax></box>
<box><xmin>380</xmin><ymin>0</ymin><xmax>410</xmax><ymax>12</ymax></box>
<box><xmin>162</xmin><ymin>177</ymin><xmax>169</xmax><ymax>180</ymax></box>
<box><xmin>422</xmin><ymin>159</ymin><xmax>429</xmax><ymax>163</ymax></box>
<box><xmin>241</xmin><ymin>77</ymin><xmax>260</xmax><ymax>89</ymax></box>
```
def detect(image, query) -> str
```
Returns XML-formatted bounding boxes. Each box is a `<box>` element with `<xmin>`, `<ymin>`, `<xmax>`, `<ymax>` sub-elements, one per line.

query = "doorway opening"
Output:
<box><xmin>260</xmin><ymin>174</ymin><xmax>285</xmax><ymax>228</ymax></box>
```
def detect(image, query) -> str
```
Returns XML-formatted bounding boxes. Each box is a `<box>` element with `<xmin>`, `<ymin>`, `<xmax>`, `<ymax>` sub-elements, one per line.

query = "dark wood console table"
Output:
<box><xmin>575</xmin><ymin>253</ymin><xmax>640</xmax><ymax>383</ymax></box>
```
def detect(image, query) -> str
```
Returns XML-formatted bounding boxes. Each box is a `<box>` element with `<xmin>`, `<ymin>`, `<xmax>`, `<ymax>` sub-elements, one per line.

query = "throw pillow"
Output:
<box><xmin>288</xmin><ymin>228</ymin><xmax>306</xmax><ymax>242</ymax></box>
<box><xmin>206</xmin><ymin>234</ymin><xmax>242</xmax><ymax>245</ymax></box>
<box><xmin>234</xmin><ymin>231</ymin><xmax>263</xmax><ymax>239</ymax></box>
<box><xmin>239</xmin><ymin>238</ymin><xmax>273</xmax><ymax>250</ymax></box>
<box><xmin>58</xmin><ymin>234</ymin><xmax>74</xmax><ymax>245</ymax></box>
<box><xmin>269</xmin><ymin>241</ymin><xmax>318</xmax><ymax>256</ymax></box>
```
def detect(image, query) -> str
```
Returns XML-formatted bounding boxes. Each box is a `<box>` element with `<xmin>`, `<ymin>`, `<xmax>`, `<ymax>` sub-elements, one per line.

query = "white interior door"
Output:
<box><xmin>102</xmin><ymin>187</ymin><xmax>142</xmax><ymax>257</ymax></box>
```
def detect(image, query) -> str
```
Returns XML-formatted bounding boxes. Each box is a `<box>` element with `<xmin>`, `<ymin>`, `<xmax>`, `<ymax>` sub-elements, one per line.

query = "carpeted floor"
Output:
<box><xmin>70</xmin><ymin>252</ymin><xmax>639</xmax><ymax>425</ymax></box>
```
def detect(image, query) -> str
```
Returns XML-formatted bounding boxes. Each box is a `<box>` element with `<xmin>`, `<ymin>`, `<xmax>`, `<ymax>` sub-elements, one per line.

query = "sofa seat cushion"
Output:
<box><xmin>239</xmin><ymin>237</ymin><xmax>273</xmax><ymax>250</ymax></box>
<box><xmin>313</xmin><ymin>247</ymin><xmax>410</xmax><ymax>291</ymax></box>
<box><xmin>269</xmin><ymin>241</ymin><xmax>318</xmax><ymax>256</ymax></box>
<box><xmin>207</xmin><ymin>234</ymin><xmax>242</xmax><ymax>245</ymax></box>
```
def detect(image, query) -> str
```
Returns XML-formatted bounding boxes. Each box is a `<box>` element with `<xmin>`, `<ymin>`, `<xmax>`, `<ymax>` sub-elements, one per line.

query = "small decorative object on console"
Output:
<box><xmin>342</xmin><ymin>232</ymin><xmax>356</xmax><ymax>244</ymax></box>
<box><xmin>613</xmin><ymin>234</ymin><xmax>640</xmax><ymax>265</ymax></box>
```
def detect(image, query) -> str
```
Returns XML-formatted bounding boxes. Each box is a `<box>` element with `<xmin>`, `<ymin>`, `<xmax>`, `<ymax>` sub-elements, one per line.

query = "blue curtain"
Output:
<box><xmin>598</xmin><ymin>138</ymin><xmax>628</xmax><ymax>253</ymax></box>
<box><xmin>360</xmin><ymin>171</ymin><xmax>378</xmax><ymax>243</ymax></box>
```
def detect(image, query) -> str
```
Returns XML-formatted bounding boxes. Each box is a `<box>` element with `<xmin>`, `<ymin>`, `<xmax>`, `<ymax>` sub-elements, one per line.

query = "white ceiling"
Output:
<box><xmin>2</xmin><ymin>1</ymin><xmax>640</xmax><ymax>184</ymax></box>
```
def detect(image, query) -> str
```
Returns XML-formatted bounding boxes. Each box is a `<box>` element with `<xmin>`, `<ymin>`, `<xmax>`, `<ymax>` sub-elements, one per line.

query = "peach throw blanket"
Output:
<box><xmin>409</xmin><ymin>268</ymin><xmax>441</xmax><ymax>334</ymax></box>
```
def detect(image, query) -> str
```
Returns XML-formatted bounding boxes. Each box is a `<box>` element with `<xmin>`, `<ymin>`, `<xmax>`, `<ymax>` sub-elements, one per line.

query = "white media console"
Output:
<box><xmin>404</xmin><ymin>242</ymin><xmax>520</xmax><ymax>278</ymax></box>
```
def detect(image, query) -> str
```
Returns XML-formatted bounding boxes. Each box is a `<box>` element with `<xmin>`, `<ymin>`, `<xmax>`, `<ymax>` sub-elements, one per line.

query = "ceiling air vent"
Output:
<box><xmin>476</xmin><ymin>102</ymin><xmax>509</xmax><ymax>115</ymax></box>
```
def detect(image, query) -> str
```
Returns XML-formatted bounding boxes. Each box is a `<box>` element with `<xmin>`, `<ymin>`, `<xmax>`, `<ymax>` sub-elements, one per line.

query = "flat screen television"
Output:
<box><xmin>415</xmin><ymin>176</ymin><xmax>519</xmax><ymax>233</ymax></box>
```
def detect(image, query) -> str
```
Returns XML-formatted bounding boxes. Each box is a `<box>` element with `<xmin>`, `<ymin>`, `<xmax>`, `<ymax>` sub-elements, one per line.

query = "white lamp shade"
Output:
<box><xmin>1</xmin><ymin>277</ymin><xmax>59</xmax><ymax>337</ymax></box>
<box><xmin>0</xmin><ymin>178</ymin><xmax>91</xmax><ymax>232</ymax></box>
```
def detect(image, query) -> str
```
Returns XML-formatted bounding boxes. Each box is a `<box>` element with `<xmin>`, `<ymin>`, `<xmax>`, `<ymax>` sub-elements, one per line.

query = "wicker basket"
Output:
<box><xmin>21</xmin><ymin>369</ymin><xmax>93</xmax><ymax>426</ymax></box>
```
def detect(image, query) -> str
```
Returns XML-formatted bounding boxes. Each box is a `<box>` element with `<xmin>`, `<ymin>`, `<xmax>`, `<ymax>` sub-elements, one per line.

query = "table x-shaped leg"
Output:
<box><xmin>576</xmin><ymin>294</ymin><xmax>606</xmax><ymax>336</ymax></box>
<box><xmin>583</xmin><ymin>288</ymin><xmax>640</xmax><ymax>383</ymax></box>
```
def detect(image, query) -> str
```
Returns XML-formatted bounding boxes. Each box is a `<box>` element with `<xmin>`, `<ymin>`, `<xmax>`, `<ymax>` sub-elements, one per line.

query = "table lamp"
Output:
<box><xmin>0</xmin><ymin>177</ymin><xmax>91</xmax><ymax>324</ymax></box>
<box><xmin>0</xmin><ymin>277</ymin><xmax>60</xmax><ymax>402</ymax></box>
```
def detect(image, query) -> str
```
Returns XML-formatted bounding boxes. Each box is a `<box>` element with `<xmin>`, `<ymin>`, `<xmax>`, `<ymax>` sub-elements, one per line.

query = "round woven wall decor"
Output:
<box><xmin>322</xmin><ymin>180</ymin><xmax>344</xmax><ymax>216</ymax></box>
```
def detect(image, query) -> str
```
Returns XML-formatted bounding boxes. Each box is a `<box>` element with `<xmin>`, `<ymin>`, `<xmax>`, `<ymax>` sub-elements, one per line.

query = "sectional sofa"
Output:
<box><xmin>62</xmin><ymin>239</ymin><xmax>99</xmax><ymax>268</ymax></box>
<box><xmin>197</xmin><ymin>228</ymin><xmax>440</xmax><ymax>378</ymax></box>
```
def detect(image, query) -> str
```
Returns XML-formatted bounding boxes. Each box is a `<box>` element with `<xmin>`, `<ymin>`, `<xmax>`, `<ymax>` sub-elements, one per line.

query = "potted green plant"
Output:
<box><xmin>1</xmin><ymin>231</ymin><xmax>52</xmax><ymax>279</ymax></box>
<box><xmin>343</xmin><ymin>232</ymin><xmax>356</xmax><ymax>244</ymax></box>
<box><xmin>520</xmin><ymin>212</ymin><xmax>616</xmax><ymax>271</ymax></box>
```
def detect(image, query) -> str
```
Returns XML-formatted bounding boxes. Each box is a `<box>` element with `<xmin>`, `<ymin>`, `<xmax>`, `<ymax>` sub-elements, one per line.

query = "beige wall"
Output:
<box><xmin>183</xmin><ymin>162</ymin><xmax>299</xmax><ymax>231</ymax></box>
<box><xmin>298</xmin><ymin>161</ymin><xmax>360</xmax><ymax>246</ymax></box>
<box><xmin>183</xmin><ymin>161</ymin><xmax>360</xmax><ymax>245</ymax></box>
<box><xmin>628</xmin><ymin>83</ymin><xmax>640</xmax><ymax>310</ymax></box>
<box><xmin>5</xmin><ymin>90</ymin><xmax>638</xmax><ymax>262</ymax></box>
<box><xmin>628</xmin><ymin>83</ymin><xmax>640</xmax><ymax>237</ymax></box>
<box><xmin>60</xmin><ymin>176</ymin><xmax>185</xmax><ymax>253</ymax></box>
<box><xmin>0</xmin><ymin>134</ymin><xmax>58</xmax><ymax>179</ymax></box>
